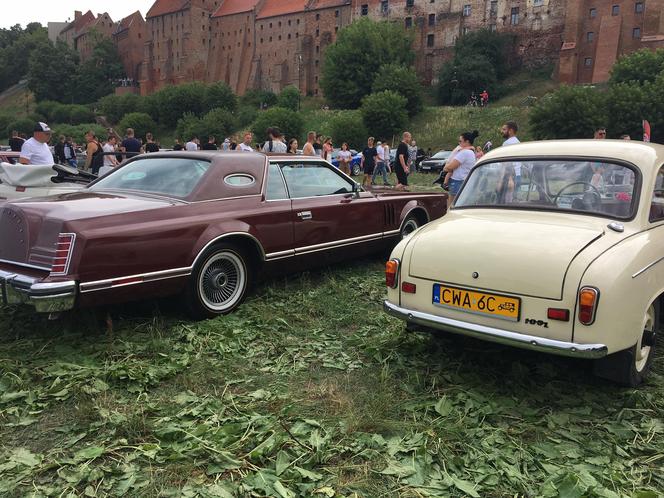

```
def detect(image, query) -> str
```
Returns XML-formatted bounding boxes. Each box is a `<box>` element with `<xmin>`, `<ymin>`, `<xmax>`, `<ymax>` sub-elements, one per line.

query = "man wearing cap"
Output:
<box><xmin>19</xmin><ymin>122</ymin><xmax>54</xmax><ymax>165</ymax></box>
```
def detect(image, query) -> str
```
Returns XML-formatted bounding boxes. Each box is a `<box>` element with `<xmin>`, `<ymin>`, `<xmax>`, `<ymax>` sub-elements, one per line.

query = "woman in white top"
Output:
<box><xmin>337</xmin><ymin>142</ymin><xmax>352</xmax><ymax>175</ymax></box>
<box><xmin>443</xmin><ymin>130</ymin><xmax>479</xmax><ymax>209</ymax></box>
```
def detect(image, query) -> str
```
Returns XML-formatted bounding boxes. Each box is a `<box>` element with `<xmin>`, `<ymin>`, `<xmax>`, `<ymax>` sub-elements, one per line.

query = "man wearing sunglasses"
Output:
<box><xmin>594</xmin><ymin>127</ymin><xmax>607</xmax><ymax>139</ymax></box>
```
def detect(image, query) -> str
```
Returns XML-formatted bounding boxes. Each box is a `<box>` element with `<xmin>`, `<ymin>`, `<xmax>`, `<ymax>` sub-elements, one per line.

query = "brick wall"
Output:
<box><xmin>114</xmin><ymin>13</ymin><xmax>147</xmax><ymax>81</ymax></box>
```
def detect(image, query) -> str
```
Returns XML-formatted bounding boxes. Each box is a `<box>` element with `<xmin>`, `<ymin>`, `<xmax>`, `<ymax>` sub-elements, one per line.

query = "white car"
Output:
<box><xmin>385</xmin><ymin>140</ymin><xmax>664</xmax><ymax>386</ymax></box>
<box><xmin>0</xmin><ymin>163</ymin><xmax>92</xmax><ymax>202</ymax></box>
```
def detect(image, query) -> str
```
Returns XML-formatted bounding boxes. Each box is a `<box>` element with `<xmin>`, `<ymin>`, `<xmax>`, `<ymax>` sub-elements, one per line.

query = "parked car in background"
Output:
<box><xmin>0</xmin><ymin>163</ymin><xmax>93</xmax><ymax>202</ymax></box>
<box><xmin>0</xmin><ymin>152</ymin><xmax>447</xmax><ymax>319</ymax></box>
<box><xmin>385</xmin><ymin>140</ymin><xmax>664</xmax><ymax>386</ymax></box>
<box><xmin>0</xmin><ymin>151</ymin><xmax>21</xmax><ymax>164</ymax></box>
<box><xmin>331</xmin><ymin>149</ymin><xmax>362</xmax><ymax>176</ymax></box>
<box><xmin>418</xmin><ymin>150</ymin><xmax>453</xmax><ymax>173</ymax></box>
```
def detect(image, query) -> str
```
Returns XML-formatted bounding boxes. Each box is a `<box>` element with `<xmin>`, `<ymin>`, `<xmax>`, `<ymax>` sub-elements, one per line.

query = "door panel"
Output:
<box><xmin>255</xmin><ymin>163</ymin><xmax>293</xmax><ymax>257</ymax></box>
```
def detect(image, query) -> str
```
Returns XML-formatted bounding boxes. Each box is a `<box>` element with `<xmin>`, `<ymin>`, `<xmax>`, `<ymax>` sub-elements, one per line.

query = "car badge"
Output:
<box><xmin>472</xmin><ymin>272</ymin><xmax>479</xmax><ymax>279</ymax></box>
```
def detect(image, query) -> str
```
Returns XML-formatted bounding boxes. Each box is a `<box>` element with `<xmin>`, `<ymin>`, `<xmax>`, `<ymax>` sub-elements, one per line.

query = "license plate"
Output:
<box><xmin>432</xmin><ymin>284</ymin><xmax>520</xmax><ymax>321</ymax></box>
<box><xmin>421</xmin><ymin>166</ymin><xmax>430</xmax><ymax>170</ymax></box>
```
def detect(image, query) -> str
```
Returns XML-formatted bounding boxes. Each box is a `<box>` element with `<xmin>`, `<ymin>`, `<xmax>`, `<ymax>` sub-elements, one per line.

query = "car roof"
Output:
<box><xmin>480</xmin><ymin>140</ymin><xmax>664</xmax><ymax>171</ymax></box>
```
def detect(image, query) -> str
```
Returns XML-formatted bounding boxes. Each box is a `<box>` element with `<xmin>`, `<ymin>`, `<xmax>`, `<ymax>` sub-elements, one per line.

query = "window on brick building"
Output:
<box><xmin>635</xmin><ymin>2</ymin><xmax>644</xmax><ymax>13</ymax></box>
<box><xmin>510</xmin><ymin>7</ymin><xmax>519</xmax><ymax>25</ymax></box>
<box><xmin>316</xmin><ymin>45</ymin><xmax>319</xmax><ymax>53</ymax></box>
<box><xmin>405</xmin><ymin>17</ymin><xmax>412</xmax><ymax>28</ymax></box>
<box><xmin>612</xmin><ymin>5</ymin><xmax>620</xmax><ymax>15</ymax></box>
<box><xmin>489</xmin><ymin>24</ymin><xmax>496</xmax><ymax>32</ymax></box>
<box><xmin>288</xmin><ymin>20</ymin><xmax>291</xmax><ymax>25</ymax></box>
<box><xmin>278</xmin><ymin>35</ymin><xmax>281</xmax><ymax>40</ymax></box>
<box><xmin>316</xmin><ymin>28</ymin><xmax>319</xmax><ymax>36</ymax></box>
<box><xmin>490</xmin><ymin>0</ymin><xmax>498</xmax><ymax>16</ymax></box>
<box><xmin>429</xmin><ymin>13</ymin><xmax>435</xmax><ymax>26</ymax></box>
<box><xmin>260</xmin><ymin>38</ymin><xmax>263</xmax><ymax>43</ymax></box>
<box><xmin>335</xmin><ymin>26</ymin><xmax>338</xmax><ymax>32</ymax></box>
<box><xmin>269</xmin><ymin>36</ymin><xmax>272</xmax><ymax>41</ymax></box>
<box><xmin>288</xmin><ymin>33</ymin><xmax>291</xmax><ymax>39</ymax></box>
<box><xmin>316</xmin><ymin>13</ymin><xmax>320</xmax><ymax>20</ymax></box>
<box><xmin>381</xmin><ymin>0</ymin><xmax>388</xmax><ymax>14</ymax></box>
<box><xmin>589</xmin><ymin>8</ymin><xmax>596</xmax><ymax>18</ymax></box>
<box><xmin>269</xmin><ymin>22</ymin><xmax>273</xmax><ymax>28</ymax></box>
<box><xmin>406</xmin><ymin>0</ymin><xmax>414</xmax><ymax>7</ymax></box>
<box><xmin>533</xmin><ymin>0</ymin><xmax>543</xmax><ymax>6</ymax></box>
<box><xmin>463</xmin><ymin>4</ymin><xmax>471</xmax><ymax>17</ymax></box>
<box><xmin>462</xmin><ymin>26</ymin><xmax>470</xmax><ymax>35</ymax></box>
<box><xmin>584</xmin><ymin>57</ymin><xmax>593</xmax><ymax>67</ymax></box>
<box><xmin>335</xmin><ymin>10</ymin><xmax>339</xmax><ymax>17</ymax></box>
<box><xmin>633</xmin><ymin>27</ymin><xmax>641</xmax><ymax>38</ymax></box>
<box><xmin>361</xmin><ymin>4</ymin><xmax>368</xmax><ymax>15</ymax></box>
<box><xmin>587</xmin><ymin>31</ymin><xmax>594</xmax><ymax>42</ymax></box>
<box><xmin>427</xmin><ymin>34</ymin><xmax>434</xmax><ymax>47</ymax></box>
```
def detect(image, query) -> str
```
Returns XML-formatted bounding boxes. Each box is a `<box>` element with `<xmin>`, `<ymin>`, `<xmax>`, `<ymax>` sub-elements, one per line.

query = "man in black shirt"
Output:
<box><xmin>361</xmin><ymin>137</ymin><xmax>378</xmax><ymax>188</ymax></box>
<box><xmin>8</xmin><ymin>130</ymin><xmax>24</xmax><ymax>152</ymax></box>
<box><xmin>201</xmin><ymin>136</ymin><xmax>218</xmax><ymax>150</ymax></box>
<box><xmin>395</xmin><ymin>131</ymin><xmax>411</xmax><ymax>190</ymax></box>
<box><xmin>173</xmin><ymin>139</ymin><xmax>184</xmax><ymax>151</ymax></box>
<box><xmin>144</xmin><ymin>132</ymin><xmax>160</xmax><ymax>153</ymax></box>
<box><xmin>121</xmin><ymin>128</ymin><xmax>142</xmax><ymax>159</ymax></box>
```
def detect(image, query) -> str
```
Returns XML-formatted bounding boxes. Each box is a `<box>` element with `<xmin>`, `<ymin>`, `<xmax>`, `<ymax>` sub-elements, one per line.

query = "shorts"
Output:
<box><xmin>448</xmin><ymin>178</ymin><xmax>464</xmax><ymax>196</ymax></box>
<box><xmin>395</xmin><ymin>164</ymin><xmax>408</xmax><ymax>186</ymax></box>
<box><xmin>364</xmin><ymin>163</ymin><xmax>375</xmax><ymax>175</ymax></box>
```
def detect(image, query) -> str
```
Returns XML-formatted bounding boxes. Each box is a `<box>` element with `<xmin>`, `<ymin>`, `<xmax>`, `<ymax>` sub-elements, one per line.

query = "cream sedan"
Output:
<box><xmin>385</xmin><ymin>140</ymin><xmax>664</xmax><ymax>386</ymax></box>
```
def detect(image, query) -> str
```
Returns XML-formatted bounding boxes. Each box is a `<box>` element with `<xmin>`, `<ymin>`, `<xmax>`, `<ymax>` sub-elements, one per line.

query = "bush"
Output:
<box><xmin>606</xmin><ymin>83</ymin><xmax>649</xmax><ymax>139</ymax></box>
<box><xmin>452</xmin><ymin>29</ymin><xmax>515</xmax><ymax>80</ymax></box>
<box><xmin>437</xmin><ymin>57</ymin><xmax>498</xmax><ymax>106</ymax></box>
<box><xmin>328</xmin><ymin>111</ymin><xmax>368</xmax><ymax>150</ymax></box>
<box><xmin>148</xmin><ymin>82</ymin><xmax>209</xmax><ymax>128</ymax></box>
<box><xmin>277</xmin><ymin>86</ymin><xmax>301</xmax><ymax>111</ymax></box>
<box><xmin>176</xmin><ymin>108</ymin><xmax>238</xmax><ymax>143</ymax></box>
<box><xmin>360</xmin><ymin>91</ymin><xmax>408</xmax><ymax>141</ymax></box>
<box><xmin>35</xmin><ymin>100</ymin><xmax>59</xmax><ymax>121</ymax></box>
<box><xmin>68</xmin><ymin>105</ymin><xmax>95</xmax><ymax>125</ymax></box>
<box><xmin>240</xmin><ymin>89</ymin><xmax>278</xmax><ymax>110</ymax></box>
<box><xmin>236</xmin><ymin>105</ymin><xmax>258</xmax><ymax>128</ymax></box>
<box><xmin>51</xmin><ymin>123</ymin><xmax>106</xmax><ymax>145</ymax></box>
<box><xmin>98</xmin><ymin>94</ymin><xmax>147</xmax><ymax>124</ymax></box>
<box><xmin>372</xmin><ymin>63</ymin><xmax>423</xmax><ymax>117</ymax></box>
<box><xmin>251</xmin><ymin>107</ymin><xmax>304</xmax><ymax>143</ymax></box>
<box><xmin>34</xmin><ymin>101</ymin><xmax>94</xmax><ymax>124</ymax></box>
<box><xmin>205</xmin><ymin>82</ymin><xmax>237</xmax><ymax>112</ymax></box>
<box><xmin>117</xmin><ymin>112</ymin><xmax>157</xmax><ymax>141</ymax></box>
<box><xmin>610</xmin><ymin>48</ymin><xmax>664</xmax><ymax>86</ymax></box>
<box><xmin>4</xmin><ymin>118</ymin><xmax>34</xmax><ymax>138</ymax></box>
<box><xmin>530</xmin><ymin>86</ymin><xmax>606</xmax><ymax>140</ymax></box>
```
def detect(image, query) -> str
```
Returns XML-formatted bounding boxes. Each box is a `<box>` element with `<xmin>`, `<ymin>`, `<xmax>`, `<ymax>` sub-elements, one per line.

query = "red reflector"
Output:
<box><xmin>16</xmin><ymin>186</ymin><xmax>26</xmax><ymax>192</ymax></box>
<box><xmin>547</xmin><ymin>308</ymin><xmax>569</xmax><ymax>321</ymax></box>
<box><xmin>113</xmin><ymin>277</ymin><xmax>143</xmax><ymax>286</ymax></box>
<box><xmin>401</xmin><ymin>282</ymin><xmax>417</xmax><ymax>294</ymax></box>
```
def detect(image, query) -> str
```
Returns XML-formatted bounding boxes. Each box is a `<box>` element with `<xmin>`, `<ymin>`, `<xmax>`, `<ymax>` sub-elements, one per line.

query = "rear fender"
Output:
<box><xmin>399</xmin><ymin>200</ymin><xmax>429</xmax><ymax>227</ymax></box>
<box><xmin>191</xmin><ymin>222</ymin><xmax>266</xmax><ymax>268</ymax></box>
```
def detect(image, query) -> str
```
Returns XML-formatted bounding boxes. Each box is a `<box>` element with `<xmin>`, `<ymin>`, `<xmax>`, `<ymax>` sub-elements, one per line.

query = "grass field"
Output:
<box><xmin>1</xmin><ymin>177</ymin><xmax>663</xmax><ymax>497</ymax></box>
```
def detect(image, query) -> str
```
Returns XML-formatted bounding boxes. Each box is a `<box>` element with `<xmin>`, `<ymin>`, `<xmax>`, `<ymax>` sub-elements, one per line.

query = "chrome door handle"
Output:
<box><xmin>297</xmin><ymin>211</ymin><xmax>313</xmax><ymax>220</ymax></box>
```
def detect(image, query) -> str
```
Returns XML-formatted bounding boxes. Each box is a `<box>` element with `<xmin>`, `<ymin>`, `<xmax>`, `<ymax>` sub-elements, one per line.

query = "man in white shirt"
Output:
<box><xmin>238</xmin><ymin>132</ymin><xmax>254</xmax><ymax>152</ymax></box>
<box><xmin>501</xmin><ymin>121</ymin><xmax>521</xmax><ymax>193</ymax></box>
<box><xmin>19</xmin><ymin>122</ymin><xmax>54</xmax><ymax>165</ymax></box>
<box><xmin>99</xmin><ymin>135</ymin><xmax>119</xmax><ymax>176</ymax></box>
<box><xmin>185</xmin><ymin>136</ymin><xmax>199</xmax><ymax>151</ymax></box>
<box><xmin>262</xmin><ymin>127</ymin><xmax>287</xmax><ymax>153</ymax></box>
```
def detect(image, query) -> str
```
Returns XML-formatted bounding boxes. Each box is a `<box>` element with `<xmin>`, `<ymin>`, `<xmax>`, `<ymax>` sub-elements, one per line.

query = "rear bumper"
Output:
<box><xmin>0</xmin><ymin>270</ymin><xmax>76</xmax><ymax>313</ymax></box>
<box><xmin>384</xmin><ymin>300</ymin><xmax>608</xmax><ymax>359</ymax></box>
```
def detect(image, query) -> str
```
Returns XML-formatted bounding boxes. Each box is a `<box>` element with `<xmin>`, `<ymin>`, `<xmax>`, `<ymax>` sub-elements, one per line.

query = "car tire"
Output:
<box><xmin>185</xmin><ymin>243</ymin><xmax>251</xmax><ymax>319</ymax></box>
<box><xmin>351</xmin><ymin>163</ymin><xmax>361</xmax><ymax>176</ymax></box>
<box><xmin>592</xmin><ymin>301</ymin><xmax>658</xmax><ymax>387</ymax></box>
<box><xmin>400</xmin><ymin>214</ymin><xmax>420</xmax><ymax>240</ymax></box>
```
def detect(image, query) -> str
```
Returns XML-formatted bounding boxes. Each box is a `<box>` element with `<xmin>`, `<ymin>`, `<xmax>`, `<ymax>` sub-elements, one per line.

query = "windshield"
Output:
<box><xmin>432</xmin><ymin>151</ymin><xmax>451</xmax><ymax>159</ymax></box>
<box><xmin>90</xmin><ymin>157</ymin><xmax>211</xmax><ymax>198</ymax></box>
<box><xmin>455</xmin><ymin>159</ymin><xmax>638</xmax><ymax>219</ymax></box>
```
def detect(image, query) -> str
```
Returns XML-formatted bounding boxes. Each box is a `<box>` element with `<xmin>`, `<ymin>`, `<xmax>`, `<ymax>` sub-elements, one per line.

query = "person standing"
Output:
<box><xmin>83</xmin><ymin>130</ymin><xmax>104</xmax><ymax>174</ymax></box>
<box><xmin>313</xmin><ymin>134</ymin><xmax>323</xmax><ymax>158</ymax></box>
<box><xmin>594</xmin><ymin>127</ymin><xmax>607</xmax><ymax>139</ymax></box>
<box><xmin>262</xmin><ymin>127</ymin><xmax>287</xmax><ymax>153</ymax></box>
<box><xmin>173</xmin><ymin>139</ymin><xmax>184</xmax><ymax>151</ymax></box>
<box><xmin>360</xmin><ymin>137</ymin><xmax>378</xmax><ymax>188</ymax></box>
<box><xmin>443</xmin><ymin>130</ymin><xmax>479</xmax><ymax>208</ymax></box>
<box><xmin>395</xmin><ymin>132</ymin><xmax>411</xmax><ymax>191</ymax></box>
<box><xmin>372</xmin><ymin>140</ymin><xmax>390</xmax><ymax>186</ymax></box>
<box><xmin>480</xmin><ymin>89</ymin><xmax>489</xmax><ymax>107</ymax></box>
<box><xmin>501</xmin><ymin>121</ymin><xmax>521</xmax><ymax>191</ymax></box>
<box><xmin>238</xmin><ymin>132</ymin><xmax>254</xmax><ymax>152</ymax></box>
<box><xmin>302</xmin><ymin>131</ymin><xmax>317</xmax><ymax>156</ymax></box>
<box><xmin>287</xmin><ymin>138</ymin><xmax>299</xmax><ymax>154</ymax></box>
<box><xmin>185</xmin><ymin>137</ymin><xmax>198</xmax><ymax>151</ymax></box>
<box><xmin>121</xmin><ymin>128</ymin><xmax>142</xmax><ymax>159</ymax></box>
<box><xmin>99</xmin><ymin>135</ymin><xmax>120</xmax><ymax>176</ymax></box>
<box><xmin>144</xmin><ymin>133</ymin><xmax>160</xmax><ymax>153</ymax></box>
<box><xmin>54</xmin><ymin>135</ymin><xmax>66</xmax><ymax>164</ymax></box>
<box><xmin>337</xmin><ymin>142</ymin><xmax>352</xmax><ymax>175</ymax></box>
<box><xmin>408</xmin><ymin>139</ymin><xmax>418</xmax><ymax>171</ymax></box>
<box><xmin>9</xmin><ymin>130</ymin><xmax>24</xmax><ymax>152</ymax></box>
<box><xmin>202</xmin><ymin>136</ymin><xmax>218</xmax><ymax>150</ymax></box>
<box><xmin>63</xmin><ymin>136</ymin><xmax>77</xmax><ymax>168</ymax></box>
<box><xmin>19</xmin><ymin>122</ymin><xmax>54</xmax><ymax>165</ymax></box>
<box><xmin>322</xmin><ymin>137</ymin><xmax>333</xmax><ymax>162</ymax></box>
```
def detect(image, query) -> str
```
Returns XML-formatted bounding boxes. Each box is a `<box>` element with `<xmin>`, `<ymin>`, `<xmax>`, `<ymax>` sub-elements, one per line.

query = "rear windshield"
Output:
<box><xmin>90</xmin><ymin>157</ymin><xmax>211</xmax><ymax>198</ymax></box>
<box><xmin>455</xmin><ymin>159</ymin><xmax>639</xmax><ymax>219</ymax></box>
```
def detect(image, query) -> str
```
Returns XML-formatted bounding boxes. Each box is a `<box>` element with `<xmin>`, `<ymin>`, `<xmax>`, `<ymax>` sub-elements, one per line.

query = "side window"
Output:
<box><xmin>281</xmin><ymin>162</ymin><xmax>353</xmax><ymax>198</ymax></box>
<box><xmin>650</xmin><ymin>165</ymin><xmax>664</xmax><ymax>222</ymax></box>
<box><xmin>265</xmin><ymin>163</ymin><xmax>288</xmax><ymax>200</ymax></box>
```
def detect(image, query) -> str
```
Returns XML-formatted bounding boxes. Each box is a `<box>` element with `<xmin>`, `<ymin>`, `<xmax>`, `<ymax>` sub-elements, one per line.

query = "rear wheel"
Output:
<box><xmin>351</xmin><ymin>163</ymin><xmax>361</xmax><ymax>176</ymax></box>
<box><xmin>400</xmin><ymin>214</ymin><xmax>420</xmax><ymax>240</ymax></box>
<box><xmin>593</xmin><ymin>301</ymin><xmax>658</xmax><ymax>386</ymax></box>
<box><xmin>185</xmin><ymin>243</ymin><xmax>250</xmax><ymax>319</ymax></box>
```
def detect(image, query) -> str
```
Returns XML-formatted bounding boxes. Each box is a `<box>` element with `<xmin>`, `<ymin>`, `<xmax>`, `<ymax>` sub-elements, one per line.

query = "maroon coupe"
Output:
<box><xmin>0</xmin><ymin>152</ymin><xmax>446</xmax><ymax>318</ymax></box>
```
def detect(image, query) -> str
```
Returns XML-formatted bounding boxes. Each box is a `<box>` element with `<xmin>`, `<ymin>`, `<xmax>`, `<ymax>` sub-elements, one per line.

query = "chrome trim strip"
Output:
<box><xmin>632</xmin><ymin>256</ymin><xmax>664</xmax><ymax>278</ymax></box>
<box><xmin>295</xmin><ymin>232</ymin><xmax>383</xmax><ymax>255</ymax></box>
<box><xmin>383</xmin><ymin>229</ymin><xmax>400</xmax><ymax>236</ymax></box>
<box><xmin>265</xmin><ymin>249</ymin><xmax>296</xmax><ymax>261</ymax></box>
<box><xmin>50</xmin><ymin>233</ymin><xmax>76</xmax><ymax>276</ymax></box>
<box><xmin>79</xmin><ymin>267</ymin><xmax>191</xmax><ymax>293</ymax></box>
<box><xmin>384</xmin><ymin>300</ymin><xmax>608</xmax><ymax>359</ymax></box>
<box><xmin>191</xmin><ymin>194</ymin><xmax>263</xmax><ymax>204</ymax></box>
<box><xmin>192</xmin><ymin>232</ymin><xmax>267</xmax><ymax>265</ymax></box>
<box><xmin>0</xmin><ymin>258</ymin><xmax>51</xmax><ymax>272</ymax></box>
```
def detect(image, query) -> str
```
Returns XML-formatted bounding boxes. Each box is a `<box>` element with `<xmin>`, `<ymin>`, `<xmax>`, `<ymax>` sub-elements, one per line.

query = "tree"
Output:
<box><xmin>176</xmin><ymin>108</ymin><xmax>237</xmax><ymax>142</ymax></box>
<box><xmin>98</xmin><ymin>94</ymin><xmax>148</xmax><ymax>124</ymax></box>
<box><xmin>277</xmin><ymin>86</ymin><xmax>301</xmax><ymax>111</ymax></box>
<box><xmin>360</xmin><ymin>91</ymin><xmax>408</xmax><ymax>141</ymax></box>
<box><xmin>27</xmin><ymin>40</ymin><xmax>78</xmax><ymax>102</ymax></box>
<box><xmin>73</xmin><ymin>37</ymin><xmax>125</xmax><ymax>103</ymax></box>
<box><xmin>0</xmin><ymin>24</ymin><xmax>49</xmax><ymax>93</ymax></box>
<box><xmin>205</xmin><ymin>82</ymin><xmax>238</xmax><ymax>112</ymax></box>
<box><xmin>452</xmin><ymin>29</ymin><xmax>514</xmax><ymax>80</ymax></box>
<box><xmin>240</xmin><ymin>89</ymin><xmax>278</xmax><ymax>109</ymax></box>
<box><xmin>372</xmin><ymin>64</ymin><xmax>423</xmax><ymax>117</ymax></box>
<box><xmin>251</xmin><ymin>108</ymin><xmax>304</xmax><ymax>142</ymax></box>
<box><xmin>606</xmin><ymin>83</ymin><xmax>649</xmax><ymax>139</ymax></box>
<box><xmin>437</xmin><ymin>56</ymin><xmax>498</xmax><ymax>105</ymax></box>
<box><xmin>529</xmin><ymin>86</ymin><xmax>606</xmax><ymax>140</ymax></box>
<box><xmin>321</xmin><ymin>18</ymin><xmax>415</xmax><ymax>109</ymax></box>
<box><xmin>147</xmin><ymin>82</ymin><xmax>209</xmax><ymax>127</ymax></box>
<box><xmin>328</xmin><ymin>111</ymin><xmax>368</xmax><ymax>151</ymax></box>
<box><xmin>117</xmin><ymin>112</ymin><xmax>157</xmax><ymax>141</ymax></box>
<box><xmin>609</xmin><ymin>48</ymin><xmax>664</xmax><ymax>86</ymax></box>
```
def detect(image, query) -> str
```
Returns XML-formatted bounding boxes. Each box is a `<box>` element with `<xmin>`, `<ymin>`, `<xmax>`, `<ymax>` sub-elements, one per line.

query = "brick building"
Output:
<box><xmin>74</xmin><ymin>12</ymin><xmax>116</xmax><ymax>62</ymax></box>
<box><xmin>559</xmin><ymin>0</ymin><xmax>664</xmax><ymax>83</ymax></box>
<box><xmin>113</xmin><ymin>11</ymin><xmax>147</xmax><ymax>83</ymax></box>
<box><xmin>58</xmin><ymin>10</ymin><xmax>95</xmax><ymax>49</ymax></box>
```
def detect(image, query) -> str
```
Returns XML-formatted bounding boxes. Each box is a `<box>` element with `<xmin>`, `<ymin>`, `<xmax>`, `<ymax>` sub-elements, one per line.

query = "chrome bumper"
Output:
<box><xmin>0</xmin><ymin>270</ymin><xmax>76</xmax><ymax>313</ymax></box>
<box><xmin>384</xmin><ymin>300</ymin><xmax>608</xmax><ymax>359</ymax></box>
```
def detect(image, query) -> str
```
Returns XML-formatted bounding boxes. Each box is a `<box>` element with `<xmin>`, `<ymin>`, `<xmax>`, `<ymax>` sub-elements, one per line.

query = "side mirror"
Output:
<box><xmin>352</xmin><ymin>182</ymin><xmax>361</xmax><ymax>198</ymax></box>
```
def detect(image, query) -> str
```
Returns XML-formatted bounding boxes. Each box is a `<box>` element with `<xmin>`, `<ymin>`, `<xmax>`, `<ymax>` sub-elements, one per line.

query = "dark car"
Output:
<box><xmin>418</xmin><ymin>150</ymin><xmax>453</xmax><ymax>173</ymax></box>
<box><xmin>0</xmin><ymin>152</ymin><xmax>447</xmax><ymax>318</ymax></box>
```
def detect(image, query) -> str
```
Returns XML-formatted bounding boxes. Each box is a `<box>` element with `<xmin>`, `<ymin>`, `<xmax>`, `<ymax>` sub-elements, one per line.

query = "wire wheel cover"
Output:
<box><xmin>401</xmin><ymin>219</ymin><xmax>418</xmax><ymax>239</ymax></box>
<box><xmin>198</xmin><ymin>252</ymin><xmax>245</xmax><ymax>311</ymax></box>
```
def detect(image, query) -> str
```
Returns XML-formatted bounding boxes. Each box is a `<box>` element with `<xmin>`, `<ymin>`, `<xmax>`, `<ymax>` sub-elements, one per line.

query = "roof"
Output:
<box><xmin>146</xmin><ymin>0</ymin><xmax>189</xmax><ymax>18</ymax></box>
<box><xmin>257</xmin><ymin>0</ymin><xmax>306</xmax><ymax>19</ymax></box>
<box><xmin>306</xmin><ymin>0</ymin><xmax>350</xmax><ymax>10</ymax></box>
<box><xmin>114</xmin><ymin>11</ymin><xmax>144</xmax><ymax>34</ymax></box>
<box><xmin>212</xmin><ymin>0</ymin><xmax>261</xmax><ymax>17</ymax></box>
<box><xmin>61</xmin><ymin>10</ymin><xmax>95</xmax><ymax>34</ymax></box>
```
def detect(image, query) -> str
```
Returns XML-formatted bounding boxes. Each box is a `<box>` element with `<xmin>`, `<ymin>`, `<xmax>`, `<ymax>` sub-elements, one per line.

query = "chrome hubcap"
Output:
<box><xmin>198</xmin><ymin>252</ymin><xmax>245</xmax><ymax>311</ymax></box>
<box><xmin>401</xmin><ymin>220</ymin><xmax>418</xmax><ymax>239</ymax></box>
<box><xmin>636</xmin><ymin>303</ymin><xmax>655</xmax><ymax>372</ymax></box>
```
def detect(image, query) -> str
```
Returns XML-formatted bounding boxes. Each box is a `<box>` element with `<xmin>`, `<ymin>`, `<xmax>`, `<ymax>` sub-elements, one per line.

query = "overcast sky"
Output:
<box><xmin>2</xmin><ymin>0</ymin><xmax>155</xmax><ymax>29</ymax></box>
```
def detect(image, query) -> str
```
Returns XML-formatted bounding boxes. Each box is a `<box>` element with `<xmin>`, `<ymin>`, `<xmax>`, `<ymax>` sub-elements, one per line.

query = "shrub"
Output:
<box><xmin>236</xmin><ymin>105</ymin><xmax>258</xmax><ymax>128</ymax></box>
<box><xmin>51</xmin><ymin>123</ymin><xmax>106</xmax><ymax>145</ymax></box>
<box><xmin>240</xmin><ymin>89</ymin><xmax>278</xmax><ymax>110</ymax></box>
<box><xmin>328</xmin><ymin>111</ymin><xmax>368</xmax><ymax>150</ymax></box>
<box><xmin>68</xmin><ymin>105</ymin><xmax>95</xmax><ymax>125</ymax></box>
<box><xmin>372</xmin><ymin>63</ymin><xmax>423</xmax><ymax>117</ymax></box>
<box><xmin>360</xmin><ymin>91</ymin><xmax>408</xmax><ymax>141</ymax></box>
<box><xmin>529</xmin><ymin>86</ymin><xmax>606</xmax><ymax>140</ymax></box>
<box><xmin>609</xmin><ymin>48</ymin><xmax>664</xmax><ymax>86</ymax></box>
<box><xmin>117</xmin><ymin>112</ymin><xmax>157</xmax><ymax>141</ymax></box>
<box><xmin>277</xmin><ymin>86</ymin><xmax>301</xmax><ymax>111</ymax></box>
<box><xmin>606</xmin><ymin>83</ymin><xmax>649</xmax><ymax>139</ymax></box>
<box><xmin>35</xmin><ymin>100</ymin><xmax>59</xmax><ymax>122</ymax></box>
<box><xmin>4</xmin><ymin>118</ymin><xmax>34</xmax><ymax>138</ymax></box>
<box><xmin>98</xmin><ymin>94</ymin><xmax>147</xmax><ymax>124</ymax></box>
<box><xmin>251</xmin><ymin>107</ymin><xmax>304</xmax><ymax>143</ymax></box>
<box><xmin>148</xmin><ymin>82</ymin><xmax>209</xmax><ymax>127</ymax></box>
<box><xmin>205</xmin><ymin>82</ymin><xmax>237</xmax><ymax>112</ymax></box>
<box><xmin>176</xmin><ymin>108</ymin><xmax>238</xmax><ymax>143</ymax></box>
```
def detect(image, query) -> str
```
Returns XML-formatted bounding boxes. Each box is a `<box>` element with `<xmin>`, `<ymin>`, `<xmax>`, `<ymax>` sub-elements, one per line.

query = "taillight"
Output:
<box><xmin>547</xmin><ymin>308</ymin><xmax>570</xmax><ymax>321</ymax></box>
<box><xmin>401</xmin><ymin>281</ymin><xmax>417</xmax><ymax>294</ymax></box>
<box><xmin>50</xmin><ymin>233</ymin><xmax>76</xmax><ymax>276</ymax></box>
<box><xmin>385</xmin><ymin>259</ymin><xmax>400</xmax><ymax>288</ymax></box>
<box><xmin>578</xmin><ymin>287</ymin><xmax>599</xmax><ymax>325</ymax></box>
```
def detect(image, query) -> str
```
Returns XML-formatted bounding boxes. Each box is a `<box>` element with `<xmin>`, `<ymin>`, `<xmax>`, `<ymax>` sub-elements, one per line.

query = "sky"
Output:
<box><xmin>2</xmin><ymin>0</ymin><xmax>156</xmax><ymax>29</ymax></box>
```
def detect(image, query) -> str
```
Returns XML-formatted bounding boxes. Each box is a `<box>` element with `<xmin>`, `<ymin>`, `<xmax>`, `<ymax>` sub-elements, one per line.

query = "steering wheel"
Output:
<box><xmin>553</xmin><ymin>182</ymin><xmax>602</xmax><ymax>211</ymax></box>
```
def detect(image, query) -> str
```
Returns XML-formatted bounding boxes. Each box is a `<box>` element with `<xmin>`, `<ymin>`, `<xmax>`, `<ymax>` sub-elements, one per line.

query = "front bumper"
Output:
<box><xmin>384</xmin><ymin>300</ymin><xmax>608</xmax><ymax>359</ymax></box>
<box><xmin>0</xmin><ymin>270</ymin><xmax>76</xmax><ymax>313</ymax></box>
